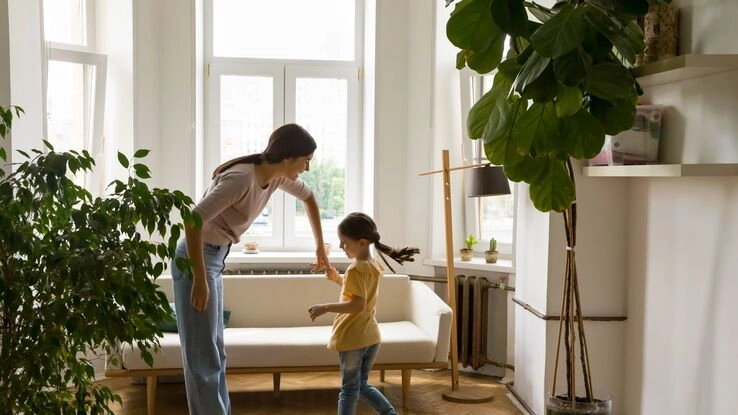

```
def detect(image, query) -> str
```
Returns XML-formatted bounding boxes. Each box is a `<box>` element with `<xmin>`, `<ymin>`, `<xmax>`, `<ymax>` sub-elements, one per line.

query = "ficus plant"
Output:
<box><xmin>445</xmin><ymin>0</ymin><xmax>671</xmax><ymax>408</ymax></box>
<box><xmin>0</xmin><ymin>105</ymin><xmax>200</xmax><ymax>414</ymax></box>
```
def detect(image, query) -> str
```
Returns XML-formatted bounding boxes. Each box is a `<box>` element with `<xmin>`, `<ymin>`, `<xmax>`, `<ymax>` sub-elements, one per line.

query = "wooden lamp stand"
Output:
<box><xmin>419</xmin><ymin>149</ymin><xmax>495</xmax><ymax>404</ymax></box>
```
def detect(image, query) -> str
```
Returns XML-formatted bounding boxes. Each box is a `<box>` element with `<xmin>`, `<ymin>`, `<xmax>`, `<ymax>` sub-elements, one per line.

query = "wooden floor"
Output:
<box><xmin>102</xmin><ymin>369</ymin><xmax>524</xmax><ymax>415</ymax></box>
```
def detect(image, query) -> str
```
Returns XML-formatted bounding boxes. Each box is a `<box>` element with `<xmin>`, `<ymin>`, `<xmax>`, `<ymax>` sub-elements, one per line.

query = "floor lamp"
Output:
<box><xmin>419</xmin><ymin>149</ymin><xmax>511</xmax><ymax>403</ymax></box>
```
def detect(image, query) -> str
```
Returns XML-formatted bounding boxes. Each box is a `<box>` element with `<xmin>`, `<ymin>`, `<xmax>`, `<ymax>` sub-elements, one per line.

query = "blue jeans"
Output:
<box><xmin>338</xmin><ymin>343</ymin><xmax>399</xmax><ymax>415</ymax></box>
<box><xmin>171</xmin><ymin>239</ymin><xmax>231</xmax><ymax>415</ymax></box>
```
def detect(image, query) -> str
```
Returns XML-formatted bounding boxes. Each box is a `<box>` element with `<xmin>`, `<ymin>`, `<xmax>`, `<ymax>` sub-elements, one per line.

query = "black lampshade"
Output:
<box><xmin>468</xmin><ymin>165</ymin><xmax>510</xmax><ymax>197</ymax></box>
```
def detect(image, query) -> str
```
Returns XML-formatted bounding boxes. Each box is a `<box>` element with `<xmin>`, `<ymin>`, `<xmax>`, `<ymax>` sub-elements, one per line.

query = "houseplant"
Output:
<box><xmin>460</xmin><ymin>234</ymin><xmax>478</xmax><ymax>261</ymax></box>
<box><xmin>445</xmin><ymin>0</ymin><xmax>672</xmax><ymax>412</ymax></box>
<box><xmin>0</xmin><ymin>105</ymin><xmax>199</xmax><ymax>414</ymax></box>
<box><xmin>484</xmin><ymin>237</ymin><xmax>498</xmax><ymax>263</ymax></box>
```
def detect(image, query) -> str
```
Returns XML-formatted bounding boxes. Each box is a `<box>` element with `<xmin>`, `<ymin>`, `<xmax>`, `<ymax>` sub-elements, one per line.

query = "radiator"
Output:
<box><xmin>455</xmin><ymin>274</ymin><xmax>490</xmax><ymax>370</ymax></box>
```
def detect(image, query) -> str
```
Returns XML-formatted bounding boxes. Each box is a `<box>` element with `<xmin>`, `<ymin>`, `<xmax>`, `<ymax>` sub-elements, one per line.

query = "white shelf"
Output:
<box><xmin>634</xmin><ymin>54</ymin><xmax>738</xmax><ymax>87</ymax></box>
<box><xmin>423</xmin><ymin>257</ymin><xmax>515</xmax><ymax>274</ymax></box>
<box><xmin>226</xmin><ymin>251</ymin><xmax>353</xmax><ymax>265</ymax></box>
<box><xmin>582</xmin><ymin>163</ymin><xmax>738</xmax><ymax>177</ymax></box>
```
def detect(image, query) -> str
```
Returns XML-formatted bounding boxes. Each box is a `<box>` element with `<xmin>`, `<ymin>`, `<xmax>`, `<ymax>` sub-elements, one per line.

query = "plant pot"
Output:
<box><xmin>484</xmin><ymin>250</ymin><xmax>498</xmax><ymax>264</ymax></box>
<box><xmin>459</xmin><ymin>248</ymin><xmax>473</xmax><ymax>261</ymax></box>
<box><xmin>546</xmin><ymin>395</ymin><xmax>612</xmax><ymax>415</ymax></box>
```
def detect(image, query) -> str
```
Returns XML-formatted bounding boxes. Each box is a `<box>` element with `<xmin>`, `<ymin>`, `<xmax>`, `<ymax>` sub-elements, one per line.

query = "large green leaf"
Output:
<box><xmin>513</xmin><ymin>51</ymin><xmax>551</xmax><ymax>94</ymax></box>
<box><xmin>447</xmin><ymin>0</ymin><xmax>506</xmax><ymax>73</ymax></box>
<box><xmin>559</xmin><ymin>109</ymin><xmax>606</xmax><ymax>159</ymax></box>
<box><xmin>584</xmin><ymin>62</ymin><xmax>634</xmax><ymax>101</ymax></box>
<box><xmin>467</xmin><ymin>72</ymin><xmax>513</xmax><ymax>138</ymax></box>
<box><xmin>530</xmin><ymin>4</ymin><xmax>587</xmax><ymax>58</ymax></box>
<box><xmin>512</xmin><ymin>101</ymin><xmax>559</xmax><ymax>155</ymax></box>
<box><xmin>519</xmin><ymin>64</ymin><xmax>559</xmax><ymax>103</ymax></box>
<box><xmin>614</xmin><ymin>0</ymin><xmax>649</xmax><ymax>16</ymax></box>
<box><xmin>586</xmin><ymin>7</ymin><xmax>645</xmax><ymax>64</ymax></box>
<box><xmin>528</xmin><ymin>157</ymin><xmax>575</xmax><ymax>212</ymax></box>
<box><xmin>504</xmin><ymin>155</ymin><xmax>547</xmax><ymax>183</ymax></box>
<box><xmin>555</xmin><ymin>86</ymin><xmax>583</xmax><ymax>117</ymax></box>
<box><xmin>483</xmin><ymin>97</ymin><xmax>528</xmax><ymax>165</ymax></box>
<box><xmin>590</xmin><ymin>96</ymin><xmax>637</xmax><ymax>135</ymax></box>
<box><xmin>553</xmin><ymin>47</ymin><xmax>592</xmax><ymax>86</ymax></box>
<box><xmin>490</xmin><ymin>0</ymin><xmax>529</xmax><ymax>37</ymax></box>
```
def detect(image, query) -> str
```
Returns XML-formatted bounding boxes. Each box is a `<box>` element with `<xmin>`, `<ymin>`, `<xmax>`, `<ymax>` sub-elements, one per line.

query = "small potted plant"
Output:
<box><xmin>484</xmin><ymin>238</ymin><xmax>498</xmax><ymax>264</ymax></box>
<box><xmin>460</xmin><ymin>234</ymin><xmax>477</xmax><ymax>261</ymax></box>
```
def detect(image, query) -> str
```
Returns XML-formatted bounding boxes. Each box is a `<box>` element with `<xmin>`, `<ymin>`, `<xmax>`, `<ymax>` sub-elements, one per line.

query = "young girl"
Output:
<box><xmin>308</xmin><ymin>212</ymin><xmax>419</xmax><ymax>415</ymax></box>
<box><xmin>172</xmin><ymin>123</ymin><xmax>331</xmax><ymax>415</ymax></box>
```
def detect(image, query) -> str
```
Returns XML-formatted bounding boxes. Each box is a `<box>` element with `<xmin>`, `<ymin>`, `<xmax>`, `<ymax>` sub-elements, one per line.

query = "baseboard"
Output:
<box><xmin>504</xmin><ymin>381</ymin><xmax>535</xmax><ymax>415</ymax></box>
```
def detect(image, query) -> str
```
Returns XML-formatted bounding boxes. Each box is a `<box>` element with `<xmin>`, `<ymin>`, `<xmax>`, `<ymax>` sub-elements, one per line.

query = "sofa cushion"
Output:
<box><xmin>156</xmin><ymin>302</ymin><xmax>232</xmax><ymax>333</ymax></box>
<box><xmin>121</xmin><ymin>321</ymin><xmax>437</xmax><ymax>370</ymax></box>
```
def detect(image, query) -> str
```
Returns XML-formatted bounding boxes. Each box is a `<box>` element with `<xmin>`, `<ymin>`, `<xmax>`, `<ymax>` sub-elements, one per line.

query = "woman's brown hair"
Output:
<box><xmin>338</xmin><ymin>212</ymin><xmax>420</xmax><ymax>273</ymax></box>
<box><xmin>212</xmin><ymin>123</ymin><xmax>317</xmax><ymax>179</ymax></box>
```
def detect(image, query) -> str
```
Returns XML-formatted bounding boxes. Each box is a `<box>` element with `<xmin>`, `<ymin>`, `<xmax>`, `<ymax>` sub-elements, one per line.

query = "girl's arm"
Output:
<box><xmin>184</xmin><ymin>224</ymin><xmax>209</xmax><ymax>311</ymax></box>
<box><xmin>325</xmin><ymin>266</ymin><xmax>342</xmax><ymax>286</ymax></box>
<box><xmin>302</xmin><ymin>193</ymin><xmax>330</xmax><ymax>272</ymax></box>
<box><xmin>308</xmin><ymin>295</ymin><xmax>366</xmax><ymax>321</ymax></box>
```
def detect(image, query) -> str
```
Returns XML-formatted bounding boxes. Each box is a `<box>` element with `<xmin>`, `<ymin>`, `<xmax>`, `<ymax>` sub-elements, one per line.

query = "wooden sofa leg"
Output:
<box><xmin>146</xmin><ymin>376</ymin><xmax>158</xmax><ymax>415</ymax></box>
<box><xmin>401</xmin><ymin>369</ymin><xmax>411</xmax><ymax>408</ymax></box>
<box><xmin>380</xmin><ymin>369</ymin><xmax>385</xmax><ymax>382</ymax></box>
<box><xmin>273</xmin><ymin>372</ymin><xmax>281</xmax><ymax>398</ymax></box>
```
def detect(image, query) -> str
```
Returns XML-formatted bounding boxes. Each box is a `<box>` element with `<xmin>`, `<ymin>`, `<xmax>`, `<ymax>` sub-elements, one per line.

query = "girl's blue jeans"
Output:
<box><xmin>171</xmin><ymin>239</ymin><xmax>231</xmax><ymax>415</ymax></box>
<box><xmin>338</xmin><ymin>343</ymin><xmax>399</xmax><ymax>415</ymax></box>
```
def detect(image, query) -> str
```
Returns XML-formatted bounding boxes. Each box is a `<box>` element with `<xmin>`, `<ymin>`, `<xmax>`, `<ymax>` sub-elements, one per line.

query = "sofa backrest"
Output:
<box><xmin>154</xmin><ymin>274</ymin><xmax>412</xmax><ymax>327</ymax></box>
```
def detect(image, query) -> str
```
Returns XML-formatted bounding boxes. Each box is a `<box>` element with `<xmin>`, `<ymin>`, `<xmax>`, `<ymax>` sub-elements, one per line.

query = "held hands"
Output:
<box><xmin>308</xmin><ymin>304</ymin><xmax>327</xmax><ymax>322</ymax></box>
<box><xmin>325</xmin><ymin>266</ymin><xmax>341</xmax><ymax>284</ymax></box>
<box><xmin>310</xmin><ymin>244</ymin><xmax>331</xmax><ymax>273</ymax></box>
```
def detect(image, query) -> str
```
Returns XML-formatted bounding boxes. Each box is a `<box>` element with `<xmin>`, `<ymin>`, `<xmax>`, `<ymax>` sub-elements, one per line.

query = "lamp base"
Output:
<box><xmin>442</xmin><ymin>386</ymin><xmax>495</xmax><ymax>403</ymax></box>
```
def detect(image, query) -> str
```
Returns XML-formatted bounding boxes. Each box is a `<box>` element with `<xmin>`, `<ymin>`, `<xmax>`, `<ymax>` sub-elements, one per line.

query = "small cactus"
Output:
<box><xmin>488</xmin><ymin>238</ymin><xmax>497</xmax><ymax>252</ymax></box>
<box><xmin>464</xmin><ymin>234</ymin><xmax>478</xmax><ymax>250</ymax></box>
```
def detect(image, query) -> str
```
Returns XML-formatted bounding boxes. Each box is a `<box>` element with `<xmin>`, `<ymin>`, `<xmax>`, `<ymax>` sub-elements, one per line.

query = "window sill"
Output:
<box><xmin>226</xmin><ymin>251</ymin><xmax>353</xmax><ymax>265</ymax></box>
<box><xmin>422</xmin><ymin>257</ymin><xmax>515</xmax><ymax>274</ymax></box>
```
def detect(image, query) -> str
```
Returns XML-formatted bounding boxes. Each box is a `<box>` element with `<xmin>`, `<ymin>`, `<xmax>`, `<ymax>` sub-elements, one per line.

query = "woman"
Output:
<box><xmin>171</xmin><ymin>123</ymin><xmax>331</xmax><ymax>415</ymax></box>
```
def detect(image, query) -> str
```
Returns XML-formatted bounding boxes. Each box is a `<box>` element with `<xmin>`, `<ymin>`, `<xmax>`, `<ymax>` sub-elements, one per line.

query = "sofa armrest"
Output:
<box><xmin>408</xmin><ymin>281</ymin><xmax>452</xmax><ymax>363</ymax></box>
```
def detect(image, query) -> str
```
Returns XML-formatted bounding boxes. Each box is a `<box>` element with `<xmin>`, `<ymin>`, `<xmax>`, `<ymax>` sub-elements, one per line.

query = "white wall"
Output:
<box><xmin>7</xmin><ymin>0</ymin><xmax>44</xmax><ymax>159</ymax></box>
<box><xmin>0</xmin><ymin>0</ymin><xmax>10</xmax><ymax>173</ymax></box>
<box><xmin>623</xmin><ymin>3</ymin><xmax>738</xmax><ymax>414</ymax></box>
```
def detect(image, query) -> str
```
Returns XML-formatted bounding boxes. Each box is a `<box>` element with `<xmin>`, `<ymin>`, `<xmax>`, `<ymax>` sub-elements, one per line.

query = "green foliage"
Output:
<box><xmin>488</xmin><ymin>237</ymin><xmax>497</xmax><ymax>252</ymax></box>
<box><xmin>464</xmin><ymin>234</ymin><xmax>478</xmax><ymax>250</ymax></box>
<box><xmin>446</xmin><ymin>0</ymin><xmax>670</xmax><ymax>212</ymax></box>
<box><xmin>0</xmin><ymin>106</ymin><xmax>198</xmax><ymax>414</ymax></box>
<box><xmin>297</xmin><ymin>159</ymin><xmax>345</xmax><ymax>219</ymax></box>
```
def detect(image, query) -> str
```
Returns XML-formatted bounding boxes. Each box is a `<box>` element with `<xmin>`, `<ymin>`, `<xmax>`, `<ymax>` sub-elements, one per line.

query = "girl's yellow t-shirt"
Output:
<box><xmin>328</xmin><ymin>259</ymin><xmax>383</xmax><ymax>351</ymax></box>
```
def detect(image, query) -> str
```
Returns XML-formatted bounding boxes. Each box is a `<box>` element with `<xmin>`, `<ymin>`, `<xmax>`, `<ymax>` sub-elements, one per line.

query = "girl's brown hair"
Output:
<box><xmin>212</xmin><ymin>123</ymin><xmax>317</xmax><ymax>179</ymax></box>
<box><xmin>338</xmin><ymin>212</ymin><xmax>420</xmax><ymax>273</ymax></box>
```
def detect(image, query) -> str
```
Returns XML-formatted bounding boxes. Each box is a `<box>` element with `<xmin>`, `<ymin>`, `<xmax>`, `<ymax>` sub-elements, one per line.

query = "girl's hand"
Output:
<box><xmin>325</xmin><ymin>266</ymin><xmax>341</xmax><ymax>284</ymax></box>
<box><xmin>190</xmin><ymin>277</ymin><xmax>209</xmax><ymax>311</ymax></box>
<box><xmin>308</xmin><ymin>304</ymin><xmax>327</xmax><ymax>321</ymax></box>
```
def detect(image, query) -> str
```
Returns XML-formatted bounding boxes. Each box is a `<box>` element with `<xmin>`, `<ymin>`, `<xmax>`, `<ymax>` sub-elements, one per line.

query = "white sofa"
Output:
<box><xmin>105</xmin><ymin>273</ymin><xmax>453</xmax><ymax>414</ymax></box>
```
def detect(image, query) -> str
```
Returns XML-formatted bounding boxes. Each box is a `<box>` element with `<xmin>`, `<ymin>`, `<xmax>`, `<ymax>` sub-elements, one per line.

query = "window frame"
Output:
<box><xmin>204</xmin><ymin>0</ymin><xmax>365</xmax><ymax>251</ymax></box>
<box><xmin>42</xmin><ymin>0</ymin><xmax>107</xmax><ymax>196</ymax></box>
<box><xmin>459</xmin><ymin>68</ymin><xmax>516</xmax><ymax>258</ymax></box>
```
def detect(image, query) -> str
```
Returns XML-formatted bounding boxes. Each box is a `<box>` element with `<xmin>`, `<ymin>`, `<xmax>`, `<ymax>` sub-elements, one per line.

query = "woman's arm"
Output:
<box><xmin>308</xmin><ymin>295</ymin><xmax>366</xmax><ymax>321</ymax></box>
<box><xmin>184</xmin><ymin>224</ymin><xmax>209</xmax><ymax>311</ymax></box>
<box><xmin>302</xmin><ymin>193</ymin><xmax>330</xmax><ymax>271</ymax></box>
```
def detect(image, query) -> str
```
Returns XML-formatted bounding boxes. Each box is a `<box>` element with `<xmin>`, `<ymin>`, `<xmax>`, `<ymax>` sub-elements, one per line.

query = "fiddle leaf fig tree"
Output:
<box><xmin>445</xmin><ymin>0</ymin><xmax>671</xmax><ymax>408</ymax></box>
<box><xmin>0</xmin><ymin>105</ymin><xmax>200</xmax><ymax>414</ymax></box>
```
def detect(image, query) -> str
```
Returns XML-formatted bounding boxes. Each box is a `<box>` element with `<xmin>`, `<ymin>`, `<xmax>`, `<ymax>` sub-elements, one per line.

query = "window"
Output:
<box><xmin>205</xmin><ymin>0</ymin><xmax>363</xmax><ymax>250</ymax></box>
<box><xmin>461</xmin><ymin>70</ymin><xmax>516</xmax><ymax>256</ymax></box>
<box><xmin>43</xmin><ymin>0</ymin><xmax>107</xmax><ymax>195</ymax></box>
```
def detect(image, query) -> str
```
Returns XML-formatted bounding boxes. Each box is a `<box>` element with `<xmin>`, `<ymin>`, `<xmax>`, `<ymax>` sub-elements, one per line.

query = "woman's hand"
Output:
<box><xmin>308</xmin><ymin>304</ymin><xmax>327</xmax><ymax>321</ymax></box>
<box><xmin>190</xmin><ymin>276</ymin><xmax>209</xmax><ymax>311</ymax></box>
<box><xmin>311</xmin><ymin>243</ymin><xmax>331</xmax><ymax>273</ymax></box>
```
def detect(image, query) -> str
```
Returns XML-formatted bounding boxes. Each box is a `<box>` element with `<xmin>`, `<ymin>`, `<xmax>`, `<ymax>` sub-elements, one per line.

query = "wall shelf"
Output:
<box><xmin>582</xmin><ymin>163</ymin><xmax>738</xmax><ymax>177</ymax></box>
<box><xmin>634</xmin><ymin>54</ymin><xmax>738</xmax><ymax>87</ymax></box>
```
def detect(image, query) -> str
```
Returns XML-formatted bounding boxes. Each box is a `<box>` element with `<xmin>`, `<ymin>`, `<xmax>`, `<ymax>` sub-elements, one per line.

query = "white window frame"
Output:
<box><xmin>42</xmin><ymin>0</ymin><xmax>107</xmax><ymax>196</ymax></box>
<box><xmin>204</xmin><ymin>0</ymin><xmax>365</xmax><ymax>251</ymax></box>
<box><xmin>459</xmin><ymin>68</ymin><xmax>516</xmax><ymax>258</ymax></box>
